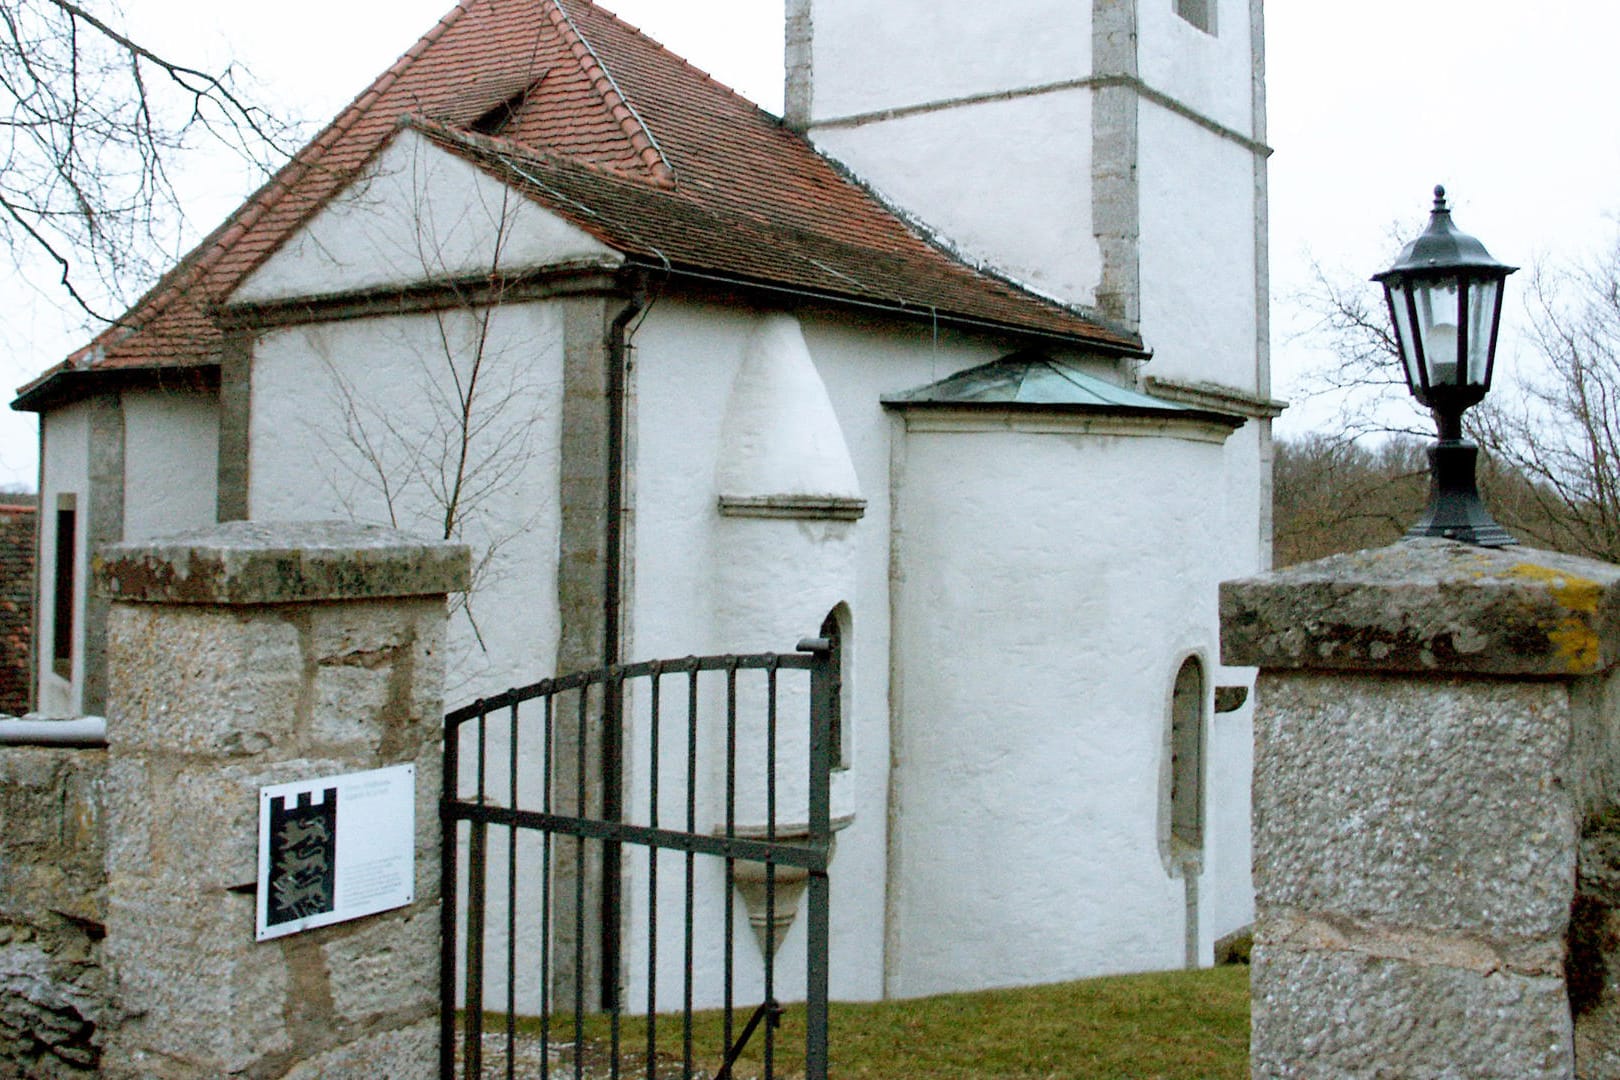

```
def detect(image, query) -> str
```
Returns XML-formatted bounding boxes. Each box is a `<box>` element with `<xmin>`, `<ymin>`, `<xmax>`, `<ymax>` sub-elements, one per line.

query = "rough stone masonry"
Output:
<box><xmin>1223</xmin><ymin>538</ymin><xmax>1620</xmax><ymax>1080</ymax></box>
<box><xmin>0</xmin><ymin>745</ymin><xmax>106</xmax><ymax>1076</ymax></box>
<box><xmin>0</xmin><ymin>521</ymin><xmax>467</xmax><ymax>1078</ymax></box>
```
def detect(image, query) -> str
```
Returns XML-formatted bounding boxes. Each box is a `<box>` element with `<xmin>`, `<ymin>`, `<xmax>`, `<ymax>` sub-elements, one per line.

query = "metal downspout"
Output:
<box><xmin>600</xmin><ymin>275</ymin><xmax>647</xmax><ymax>1011</ymax></box>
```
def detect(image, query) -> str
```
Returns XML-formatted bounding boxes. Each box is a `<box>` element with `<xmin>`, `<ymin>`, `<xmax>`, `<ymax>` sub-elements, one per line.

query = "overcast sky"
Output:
<box><xmin>1</xmin><ymin>0</ymin><xmax>1616</xmax><ymax>486</ymax></box>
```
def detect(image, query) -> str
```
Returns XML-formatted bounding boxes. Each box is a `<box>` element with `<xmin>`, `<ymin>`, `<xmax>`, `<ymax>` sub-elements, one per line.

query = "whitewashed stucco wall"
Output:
<box><xmin>1135</xmin><ymin>0</ymin><xmax>1267</xmax><ymax>951</ymax></box>
<box><xmin>37</xmin><ymin>403</ymin><xmax>90</xmax><ymax>716</ymax></box>
<box><xmin>1206</xmin><ymin>421</ymin><xmax>1263</xmax><ymax>937</ymax></box>
<box><xmin>1138</xmin><ymin>0</ymin><xmax>1256</xmax><ymax>135</ymax></box>
<box><xmin>804</xmin><ymin>0</ymin><xmax>1090</xmax><ymax>119</ymax></box>
<box><xmin>623</xmin><ymin>300</ymin><xmax>1004</xmax><ymax>1005</ymax></box>
<box><xmin>121</xmin><ymin>390</ymin><xmax>219</xmax><ymax>542</ymax></box>
<box><xmin>234</xmin><ymin>129</ymin><xmax>620</xmax><ymax>304</ymax></box>
<box><xmin>248</xmin><ymin>304</ymin><xmax>567</xmax><ymax>701</ymax></box>
<box><xmin>810</xmin><ymin>94</ymin><xmax>1101</xmax><ymax>308</ymax></box>
<box><xmin>1136</xmin><ymin>109</ymin><xmax>1260</xmax><ymax>392</ymax></box>
<box><xmin>619</xmin><ymin>297</ymin><xmax>1258</xmax><ymax>1003</ymax></box>
<box><xmin>886</xmin><ymin>421</ymin><xmax>1237</xmax><ymax>995</ymax></box>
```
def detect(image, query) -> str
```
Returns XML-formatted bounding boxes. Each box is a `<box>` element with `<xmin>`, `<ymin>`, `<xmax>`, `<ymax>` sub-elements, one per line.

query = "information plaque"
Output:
<box><xmin>256</xmin><ymin>764</ymin><xmax>416</xmax><ymax>941</ymax></box>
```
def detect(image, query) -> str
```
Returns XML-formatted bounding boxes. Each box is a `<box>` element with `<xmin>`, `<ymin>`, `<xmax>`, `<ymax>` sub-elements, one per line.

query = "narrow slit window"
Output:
<box><xmin>820</xmin><ymin>605</ymin><xmax>851</xmax><ymax>769</ymax></box>
<box><xmin>52</xmin><ymin>496</ymin><xmax>76</xmax><ymax>680</ymax></box>
<box><xmin>1176</xmin><ymin>0</ymin><xmax>1216</xmax><ymax>34</ymax></box>
<box><xmin>1169</xmin><ymin>657</ymin><xmax>1205</xmax><ymax>851</ymax></box>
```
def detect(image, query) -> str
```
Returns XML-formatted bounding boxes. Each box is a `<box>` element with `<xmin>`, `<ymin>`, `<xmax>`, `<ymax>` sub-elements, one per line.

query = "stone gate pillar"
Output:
<box><xmin>1222</xmin><ymin>539</ymin><xmax>1620</xmax><ymax>1080</ymax></box>
<box><xmin>93</xmin><ymin>522</ymin><xmax>468</xmax><ymax>1079</ymax></box>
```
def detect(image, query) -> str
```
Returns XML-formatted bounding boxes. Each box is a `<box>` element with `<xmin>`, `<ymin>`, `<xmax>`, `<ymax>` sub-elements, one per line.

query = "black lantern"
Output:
<box><xmin>1372</xmin><ymin>185</ymin><xmax>1518</xmax><ymax>546</ymax></box>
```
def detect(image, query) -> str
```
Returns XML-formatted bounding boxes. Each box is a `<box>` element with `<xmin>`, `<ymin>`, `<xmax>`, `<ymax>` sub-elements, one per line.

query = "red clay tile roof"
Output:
<box><xmin>15</xmin><ymin>0</ymin><xmax>1140</xmax><ymax>409</ymax></box>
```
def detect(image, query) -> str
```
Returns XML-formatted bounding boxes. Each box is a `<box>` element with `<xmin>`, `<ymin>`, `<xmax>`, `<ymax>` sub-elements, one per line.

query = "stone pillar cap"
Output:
<box><xmin>96</xmin><ymin>521</ymin><xmax>471</xmax><ymax>605</ymax></box>
<box><xmin>1222</xmin><ymin>538</ymin><xmax>1620</xmax><ymax>676</ymax></box>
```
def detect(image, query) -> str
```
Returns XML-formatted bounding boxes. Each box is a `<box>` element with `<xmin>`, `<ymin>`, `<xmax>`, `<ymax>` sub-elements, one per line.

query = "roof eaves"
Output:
<box><xmin>808</xmin><ymin>151</ymin><xmax>1145</xmax><ymax>355</ymax></box>
<box><xmin>880</xmin><ymin>398</ymin><xmax>1246</xmax><ymax>432</ymax></box>
<box><xmin>12</xmin><ymin>361</ymin><xmax>219</xmax><ymax>414</ymax></box>
<box><xmin>880</xmin><ymin>353</ymin><xmax>1243</xmax><ymax>428</ymax></box>
<box><xmin>625</xmin><ymin>260</ymin><xmax>1149</xmax><ymax>354</ymax></box>
<box><xmin>1142</xmin><ymin>375</ymin><xmax>1288</xmax><ymax>419</ymax></box>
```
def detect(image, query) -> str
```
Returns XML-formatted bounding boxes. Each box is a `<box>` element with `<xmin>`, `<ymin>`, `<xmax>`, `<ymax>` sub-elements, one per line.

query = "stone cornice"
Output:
<box><xmin>1222</xmin><ymin>538</ymin><xmax>1620</xmax><ymax>677</ymax></box>
<box><xmin>896</xmin><ymin>406</ymin><xmax>1241</xmax><ymax>444</ymax></box>
<box><xmin>809</xmin><ymin>73</ymin><xmax>1273</xmax><ymax>158</ymax></box>
<box><xmin>1144</xmin><ymin>376</ymin><xmax>1287</xmax><ymax>419</ymax></box>
<box><xmin>216</xmin><ymin>258</ymin><xmax>628</xmax><ymax>331</ymax></box>
<box><xmin>96</xmin><ymin>521</ymin><xmax>471</xmax><ymax>605</ymax></box>
<box><xmin>718</xmin><ymin>495</ymin><xmax>867</xmax><ymax>522</ymax></box>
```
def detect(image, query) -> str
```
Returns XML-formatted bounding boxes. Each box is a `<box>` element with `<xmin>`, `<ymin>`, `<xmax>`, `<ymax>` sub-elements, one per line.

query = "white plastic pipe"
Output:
<box><xmin>0</xmin><ymin>716</ymin><xmax>107</xmax><ymax>747</ymax></box>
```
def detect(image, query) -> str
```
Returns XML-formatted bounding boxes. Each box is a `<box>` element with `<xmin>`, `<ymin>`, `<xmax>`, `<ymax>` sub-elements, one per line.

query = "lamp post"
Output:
<box><xmin>1372</xmin><ymin>185</ymin><xmax>1518</xmax><ymax>546</ymax></box>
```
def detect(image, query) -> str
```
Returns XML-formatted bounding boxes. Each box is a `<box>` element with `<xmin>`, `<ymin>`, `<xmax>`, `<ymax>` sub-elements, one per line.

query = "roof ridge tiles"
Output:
<box><xmin>545</xmin><ymin>0</ymin><xmax>674</xmax><ymax>187</ymax></box>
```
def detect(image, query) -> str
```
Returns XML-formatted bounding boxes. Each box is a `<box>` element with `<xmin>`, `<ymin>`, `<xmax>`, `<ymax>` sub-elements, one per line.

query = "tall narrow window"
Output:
<box><xmin>52</xmin><ymin>496</ymin><xmax>76</xmax><ymax>679</ymax></box>
<box><xmin>1169</xmin><ymin>657</ymin><xmax>1205</xmax><ymax>851</ymax></box>
<box><xmin>1176</xmin><ymin>0</ymin><xmax>1215</xmax><ymax>34</ymax></box>
<box><xmin>820</xmin><ymin>605</ymin><xmax>851</xmax><ymax>769</ymax></box>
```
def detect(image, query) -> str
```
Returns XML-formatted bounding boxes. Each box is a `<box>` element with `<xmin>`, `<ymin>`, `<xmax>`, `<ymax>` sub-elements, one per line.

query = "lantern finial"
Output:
<box><xmin>1372</xmin><ymin>186</ymin><xmax>1518</xmax><ymax>547</ymax></box>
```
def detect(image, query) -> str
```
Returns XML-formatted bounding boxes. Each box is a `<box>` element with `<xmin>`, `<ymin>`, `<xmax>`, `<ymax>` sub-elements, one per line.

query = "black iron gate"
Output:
<box><xmin>440</xmin><ymin>636</ymin><xmax>835</xmax><ymax>1080</ymax></box>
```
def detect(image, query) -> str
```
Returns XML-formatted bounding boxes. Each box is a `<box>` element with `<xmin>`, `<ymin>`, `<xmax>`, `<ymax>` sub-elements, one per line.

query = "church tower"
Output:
<box><xmin>786</xmin><ymin>0</ymin><xmax>1269</xmax><ymax>400</ymax></box>
<box><xmin>787</xmin><ymin>1</ymin><xmax>1276</xmax><ymax>994</ymax></box>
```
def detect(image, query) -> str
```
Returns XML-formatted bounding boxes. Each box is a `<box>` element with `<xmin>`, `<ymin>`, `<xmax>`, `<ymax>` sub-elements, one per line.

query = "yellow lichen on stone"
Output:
<box><xmin>1549</xmin><ymin>619</ymin><xmax>1603</xmax><ymax>673</ymax></box>
<box><xmin>1509</xmin><ymin>564</ymin><xmax>1604</xmax><ymax>672</ymax></box>
<box><xmin>1510</xmin><ymin>563</ymin><xmax>1602</xmax><ymax>613</ymax></box>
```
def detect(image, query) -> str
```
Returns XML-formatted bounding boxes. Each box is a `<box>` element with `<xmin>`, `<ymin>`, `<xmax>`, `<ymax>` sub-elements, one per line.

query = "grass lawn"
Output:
<box><xmin>508</xmin><ymin>965</ymin><xmax>1249</xmax><ymax>1079</ymax></box>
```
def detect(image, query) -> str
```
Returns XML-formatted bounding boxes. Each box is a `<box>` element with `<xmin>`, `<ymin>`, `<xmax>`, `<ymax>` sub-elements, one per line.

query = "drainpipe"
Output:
<box><xmin>600</xmin><ymin>272</ymin><xmax>647</xmax><ymax>1012</ymax></box>
<box><xmin>604</xmin><ymin>273</ymin><xmax>648</xmax><ymax>673</ymax></box>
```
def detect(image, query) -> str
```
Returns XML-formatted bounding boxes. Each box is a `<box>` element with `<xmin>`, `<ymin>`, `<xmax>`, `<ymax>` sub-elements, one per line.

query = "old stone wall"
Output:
<box><xmin>0</xmin><ymin>504</ymin><xmax>35</xmax><ymax>716</ymax></box>
<box><xmin>92</xmin><ymin>521</ymin><xmax>466</xmax><ymax>1079</ymax></box>
<box><xmin>100</xmin><ymin>597</ymin><xmax>447</xmax><ymax>1078</ymax></box>
<box><xmin>0</xmin><ymin>521</ymin><xmax>466</xmax><ymax>1079</ymax></box>
<box><xmin>0</xmin><ymin>746</ymin><xmax>107</xmax><ymax>1075</ymax></box>
<box><xmin>1223</xmin><ymin>539</ymin><xmax>1620</xmax><ymax>1079</ymax></box>
<box><xmin>1246</xmin><ymin>671</ymin><xmax>1580</xmax><ymax>1077</ymax></box>
<box><xmin>1573</xmin><ymin>810</ymin><xmax>1620</xmax><ymax>1074</ymax></box>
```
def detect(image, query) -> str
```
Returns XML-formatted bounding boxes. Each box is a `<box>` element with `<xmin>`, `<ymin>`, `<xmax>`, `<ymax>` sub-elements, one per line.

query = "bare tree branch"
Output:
<box><xmin>0</xmin><ymin>0</ymin><xmax>294</xmax><ymax>318</ymax></box>
<box><xmin>308</xmin><ymin>145</ymin><xmax>551</xmax><ymax>681</ymax></box>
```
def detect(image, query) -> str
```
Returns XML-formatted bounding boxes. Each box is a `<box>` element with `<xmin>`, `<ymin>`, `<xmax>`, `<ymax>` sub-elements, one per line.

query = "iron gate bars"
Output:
<box><xmin>440</xmin><ymin>636</ymin><xmax>834</xmax><ymax>1080</ymax></box>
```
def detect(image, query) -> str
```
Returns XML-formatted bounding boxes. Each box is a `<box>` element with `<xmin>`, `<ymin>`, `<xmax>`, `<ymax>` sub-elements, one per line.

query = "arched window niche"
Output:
<box><xmin>820</xmin><ymin>603</ymin><xmax>852</xmax><ymax>771</ymax></box>
<box><xmin>1162</xmin><ymin>654</ymin><xmax>1207</xmax><ymax>872</ymax></box>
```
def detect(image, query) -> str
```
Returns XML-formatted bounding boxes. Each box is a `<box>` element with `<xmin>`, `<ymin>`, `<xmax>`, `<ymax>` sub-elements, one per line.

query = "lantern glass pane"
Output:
<box><xmin>1386</xmin><ymin>284</ymin><xmax>1423</xmax><ymax>393</ymax></box>
<box><xmin>1466</xmin><ymin>277</ymin><xmax>1502</xmax><ymax>389</ymax></box>
<box><xmin>1413</xmin><ymin>278</ymin><xmax>1464</xmax><ymax>388</ymax></box>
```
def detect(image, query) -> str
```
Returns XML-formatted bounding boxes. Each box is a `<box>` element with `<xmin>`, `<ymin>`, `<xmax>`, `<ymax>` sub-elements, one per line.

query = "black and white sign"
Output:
<box><xmin>256</xmin><ymin>764</ymin><xmax>416</xmax><ymax>941</ymax></box>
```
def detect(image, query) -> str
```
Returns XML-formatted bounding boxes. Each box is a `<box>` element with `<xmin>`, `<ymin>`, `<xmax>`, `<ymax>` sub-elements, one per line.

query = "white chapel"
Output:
<box><xmin>16</xmin><ymin>0</ymin><xmax>1274</xmax><ymax>1002</ymax></box>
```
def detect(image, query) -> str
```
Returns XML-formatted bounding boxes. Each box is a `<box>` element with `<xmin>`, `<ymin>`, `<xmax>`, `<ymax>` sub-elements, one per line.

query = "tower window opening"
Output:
<box><xmin>1175</xmin><ymin>0</ymin><xmax>1216</xmax><ymax>34</ymax></box>
<box><xmin>51</xmin><ymin>495</ymin><xmax>76</xmax><ymax>680</ymax></box>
